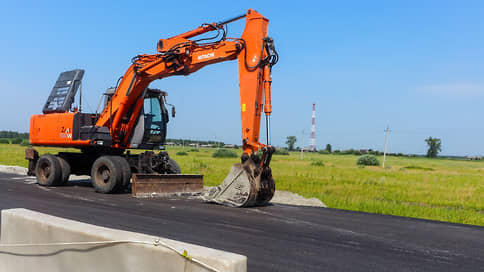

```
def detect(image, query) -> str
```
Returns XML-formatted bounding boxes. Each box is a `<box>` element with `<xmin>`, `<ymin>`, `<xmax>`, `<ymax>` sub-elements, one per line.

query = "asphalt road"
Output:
<box><xmin>0</xmin><ymin>172</ymin><xmax>482</xmax><ymax>271</ymax></box>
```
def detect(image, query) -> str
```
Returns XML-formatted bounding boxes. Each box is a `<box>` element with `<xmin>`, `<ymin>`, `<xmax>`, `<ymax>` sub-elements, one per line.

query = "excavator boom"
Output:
<box><xmin>97</xmin><ymin>9</ymin><xmax>276</xmax><ymax>154</ymax></box>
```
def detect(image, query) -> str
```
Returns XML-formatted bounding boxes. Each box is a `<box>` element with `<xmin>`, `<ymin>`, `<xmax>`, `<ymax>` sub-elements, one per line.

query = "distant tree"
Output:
<box><xmin>11</xmin><ymin>138</ymin><xmax>23</xmax><ymax>144</ymax></box>
<box><xmin>286</xmin><ymin>136</ymin><xmax>297</xmax><ymax>151</ymax></box>
<box><xmin>425</xmin><ymin>137</ymin><xmax>442</xmax><ymax>158</ymax></box>
<box><xmin>325</xmin><ymin>144</ymin><xmax>332</xmax><ymax>153</ymax></box>
<box><xmin>353</xmin><ymin>150</ymin><xmax>362</xmax><ymax>156</ymax></box>
<box><xmin>341</xmin><ymin>149</ymin><xmax>355</xmax><ymax>155</ymax></box>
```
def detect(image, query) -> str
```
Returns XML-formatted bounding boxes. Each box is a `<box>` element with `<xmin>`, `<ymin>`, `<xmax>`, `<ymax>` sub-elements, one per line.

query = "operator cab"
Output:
<box><xmin>127</xmin><ymin>88</ymin><xmax>172</xmax><ymax>149</ymax></box>
<box><xmin>102</xmin><ymin>87</ymin><xmax>171</xmax><ymax>149</ymax></box>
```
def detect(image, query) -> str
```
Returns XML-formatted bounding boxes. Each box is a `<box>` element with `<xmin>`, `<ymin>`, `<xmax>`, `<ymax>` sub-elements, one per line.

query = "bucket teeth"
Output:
<box><xmin>202</xmin><ymin>156</ymin><xmax>275</xmax><ymax>207</ymax></box>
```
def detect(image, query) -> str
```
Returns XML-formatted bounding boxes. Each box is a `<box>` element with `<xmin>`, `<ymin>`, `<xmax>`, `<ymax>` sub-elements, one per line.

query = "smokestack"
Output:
<box><xmin>309</xmin><ymin>103</ymin><xmax>316</xmax><ymax>151</ymax></box>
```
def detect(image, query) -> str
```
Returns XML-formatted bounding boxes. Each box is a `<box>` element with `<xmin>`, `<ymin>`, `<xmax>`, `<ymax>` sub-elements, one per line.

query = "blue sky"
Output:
<box><xmin>1</xmin><ymin>0</ymin><xmax>483</xmax><ymax>155</ymax></box>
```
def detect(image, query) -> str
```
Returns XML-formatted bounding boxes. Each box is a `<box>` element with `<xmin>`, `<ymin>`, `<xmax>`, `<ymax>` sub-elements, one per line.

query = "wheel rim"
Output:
<box><xmin>38</xmin><ymin>161</ymin><xmax>51</xmax><ymax>180</ymax></box>
<box><xmin>96</xmin><ymin>165</ymin><xmax>111</xmax><ymax>184</ymax></box>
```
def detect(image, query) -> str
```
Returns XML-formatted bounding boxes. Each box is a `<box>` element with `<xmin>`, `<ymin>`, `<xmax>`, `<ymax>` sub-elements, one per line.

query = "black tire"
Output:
<box><xmin>91</xmin><ymin>156</ymin><xmax>122</xmax><ymax>193</ymax></box>
<box><xmin>56</xmin><ymin>156</ymin><xmax>71</xmax><ymax>185</ymax></box>
<box><xmin>36</xmin><ymin>154</ymin><xmax>62</xmax><ymax>186</ymax></box>
<box><xmin>166</xmin><ymin>158</ymin><xmax>181</xmax><ymax>174</ymax></box>
<box><xmin>110</xmin><ymin>156</ymin><xmax>131</xmax><ymax>190</ymax></box>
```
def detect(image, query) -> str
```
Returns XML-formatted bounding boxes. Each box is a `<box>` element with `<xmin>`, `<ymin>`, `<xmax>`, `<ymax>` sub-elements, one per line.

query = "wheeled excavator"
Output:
<box><xmin>25</xmin><ymin>9</ymin><xmax>278</xmax><ymax>207</ymax></box>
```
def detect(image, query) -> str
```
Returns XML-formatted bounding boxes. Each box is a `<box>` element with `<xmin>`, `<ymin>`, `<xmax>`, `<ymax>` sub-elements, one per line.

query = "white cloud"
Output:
<box><xmin>416</xmin><ymin>83</ymin><xmax>484</xmax><ymax>97</ymax></box>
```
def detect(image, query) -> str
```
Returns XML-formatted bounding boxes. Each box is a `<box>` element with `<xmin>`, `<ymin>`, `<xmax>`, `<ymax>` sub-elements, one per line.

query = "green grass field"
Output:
<box><xmin>1</xmin><ymin>143</ymin><xmax>483</xmax><ymax>226</ymax></box>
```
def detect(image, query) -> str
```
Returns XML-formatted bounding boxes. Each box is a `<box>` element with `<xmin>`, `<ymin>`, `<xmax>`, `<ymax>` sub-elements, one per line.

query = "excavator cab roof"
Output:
<box><xmin>145</xmin><ymin>88</ymin><xmax>167</xmax><ymax>98</ymax></box>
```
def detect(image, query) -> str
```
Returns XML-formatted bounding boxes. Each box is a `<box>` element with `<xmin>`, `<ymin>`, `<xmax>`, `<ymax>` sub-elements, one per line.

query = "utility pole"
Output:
<box><xmin>382</xmin><ymin>126</ymin><xmax>391</xmax><ymax>168</ymax></box>
<box><xmin>301</xmin><ymin>130</ymin><xmax>304</xmax><ymax>160</ymax></box>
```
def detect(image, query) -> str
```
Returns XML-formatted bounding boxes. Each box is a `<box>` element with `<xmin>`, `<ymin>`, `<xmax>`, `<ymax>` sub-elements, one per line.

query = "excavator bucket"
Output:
<box><xmin>203</xmin><ymin>155</ymin><xmax>275</xmax><ymax>207</ymax></box>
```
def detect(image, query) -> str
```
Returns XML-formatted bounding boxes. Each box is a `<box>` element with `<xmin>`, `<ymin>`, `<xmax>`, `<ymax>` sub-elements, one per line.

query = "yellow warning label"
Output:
<box><xmin>242</xmin><ymin>104</ymin><xmax>246</xmax><ymax>112</ymax></box>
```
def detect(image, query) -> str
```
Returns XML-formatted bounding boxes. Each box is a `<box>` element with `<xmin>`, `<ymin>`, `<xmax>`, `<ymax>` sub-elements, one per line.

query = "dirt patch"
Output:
<box><xmin>271</xmin><ymin>190</ymin><xmax>326</xmax><ymax>207</ymax></box>
<box><xmin>203</xmin><ymin>186</ymin><xmax>326</xmax><ymax>208</ymax></box>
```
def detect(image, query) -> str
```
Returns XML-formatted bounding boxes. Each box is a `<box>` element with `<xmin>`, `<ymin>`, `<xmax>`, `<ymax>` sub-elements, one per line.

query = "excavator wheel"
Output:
<box><xmin>56</xmin><ymin>156</ymin><xmax>71</xmax><ymax>185</ymax></box>
<box><xmin>166</xmin><ymin>158</ymin><xmax>181</xmax><ymax>174</ymax></box>
<box><xmin>36</xmin><ymin>154</ymin><xmax>62</xmax><ymax>186</ymax></box>
<box><xmin>110</xmin><ymin>156</ymin><xmax>131</xmax><ymax>190</ymax></box>
<box><xmin>91</xmin><ymin>156</ymin><xmax>123</xmax><ymax>193</ymax></box>
<box><xmin>203</xmin><ymin>156</ymin><xmax>275</xmax><ymax>207</ymax></box>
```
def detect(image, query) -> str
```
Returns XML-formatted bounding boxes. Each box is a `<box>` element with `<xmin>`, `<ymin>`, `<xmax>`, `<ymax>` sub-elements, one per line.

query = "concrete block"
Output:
<box><xmin>0</xmin><ymin>208</ymin><xmax>246</xmax><ymax>272</ymax></box>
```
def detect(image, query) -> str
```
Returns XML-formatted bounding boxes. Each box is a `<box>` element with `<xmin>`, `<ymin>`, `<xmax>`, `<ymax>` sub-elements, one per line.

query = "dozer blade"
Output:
<box><xmin>132</xmin><ymin>174</ymin><xmax>203</xmax><ymax>198</ymax></box>
<box><xmin>203</xmin><ymin>157</ymin><xmax>275</xmax><ymax>207</ymax></box>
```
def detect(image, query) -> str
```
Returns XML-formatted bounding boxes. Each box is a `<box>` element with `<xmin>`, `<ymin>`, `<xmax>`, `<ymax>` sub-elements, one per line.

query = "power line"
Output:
<box><xmin>301</xmin><ymin>130</ymin><xmax>304</xmax><ymax>160</ymax></box>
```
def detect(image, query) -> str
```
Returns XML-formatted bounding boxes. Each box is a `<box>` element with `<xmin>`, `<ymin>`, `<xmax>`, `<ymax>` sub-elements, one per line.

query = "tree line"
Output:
<box><xmin>285</xmin><ymin>136</ymin><xmax>443</xmax><ymax>158</ymax></box>
<box><xmin>166</xmin><ymin>138</ymin><xmax>230</xmax><ymax>147</ymax></box>
<box><xmin>0</xmin><ymin>131</ymin><xmax>29</xmax><ymax>139</ymax></box>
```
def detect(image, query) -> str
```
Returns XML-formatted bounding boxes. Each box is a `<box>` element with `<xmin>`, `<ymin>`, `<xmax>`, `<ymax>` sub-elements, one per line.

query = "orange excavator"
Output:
<box><xmin>26</xmin><ymin>9</ymin><xmax>278</xmax><ymax>207</ymax></box>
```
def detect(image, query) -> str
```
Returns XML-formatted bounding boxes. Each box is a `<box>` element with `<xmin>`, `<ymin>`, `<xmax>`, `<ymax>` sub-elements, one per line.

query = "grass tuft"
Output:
<box><xmin>357</xmin><ymin>155</ymin><xmax>380</xmax><ymax>166</ymax></box>
<box><xmin>400</xmin><ymin>165</ymin><xmax>434</xmax><ymax>171</ymax></box>
<box><xmin>311</xmin><ymin>160</ymin><xmax>325</xmax><ymax>167</ymax></box>
<box><xmin>212</xmin><ymin>149</ymin><xmax>238</xmax><ymax>158</ymax></box>
<box><xmin>274</xmin><ymin>149</ymin><xmax>290</xmax><ymax>155</ymax></box>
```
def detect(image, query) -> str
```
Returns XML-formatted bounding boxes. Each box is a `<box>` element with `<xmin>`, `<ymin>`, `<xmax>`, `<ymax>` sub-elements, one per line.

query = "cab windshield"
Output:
<box><xmin>143</xmin><ymin>97</ymin><xmax>164</xmax><ymax>143</ymax></box>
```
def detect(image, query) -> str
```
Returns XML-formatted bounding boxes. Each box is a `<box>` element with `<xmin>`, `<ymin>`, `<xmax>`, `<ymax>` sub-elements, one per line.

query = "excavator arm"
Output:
<box><xmin>96</xmin><ymin>9</ymin><xmax>277</xmax><ymax>158</ymax></box>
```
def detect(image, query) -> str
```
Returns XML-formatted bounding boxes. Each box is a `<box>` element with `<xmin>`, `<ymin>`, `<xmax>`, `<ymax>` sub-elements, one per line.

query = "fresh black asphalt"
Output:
<box><xmin>0</xmin><ymin>172</ymin><xmax>482</xmax><ymax>271</ymax></box>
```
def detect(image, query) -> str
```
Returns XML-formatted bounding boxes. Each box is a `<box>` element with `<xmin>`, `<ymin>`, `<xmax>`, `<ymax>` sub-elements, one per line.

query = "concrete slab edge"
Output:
<box><xmin>0</xmin><ymin>208</ymin><xmax>247</xmax><ymax>272</ymax></box>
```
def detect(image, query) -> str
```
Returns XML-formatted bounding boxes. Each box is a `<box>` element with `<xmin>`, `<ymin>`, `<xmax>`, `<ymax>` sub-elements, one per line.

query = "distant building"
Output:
<box><xmin>200</xmin><ymin>144</ymin><xmax>213</xmax><ymax>148</ymax></box>
<box><xmin>467</xmin><ymin>156</ymin><xmax>482</xmax><ymax>160</ymax></box>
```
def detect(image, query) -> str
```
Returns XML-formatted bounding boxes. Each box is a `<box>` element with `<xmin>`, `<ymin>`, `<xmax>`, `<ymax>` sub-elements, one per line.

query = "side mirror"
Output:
<box><xmin>171</xmin><ymin>106</ymin><xmax>176</xmax><ymax>118</ymax></box>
